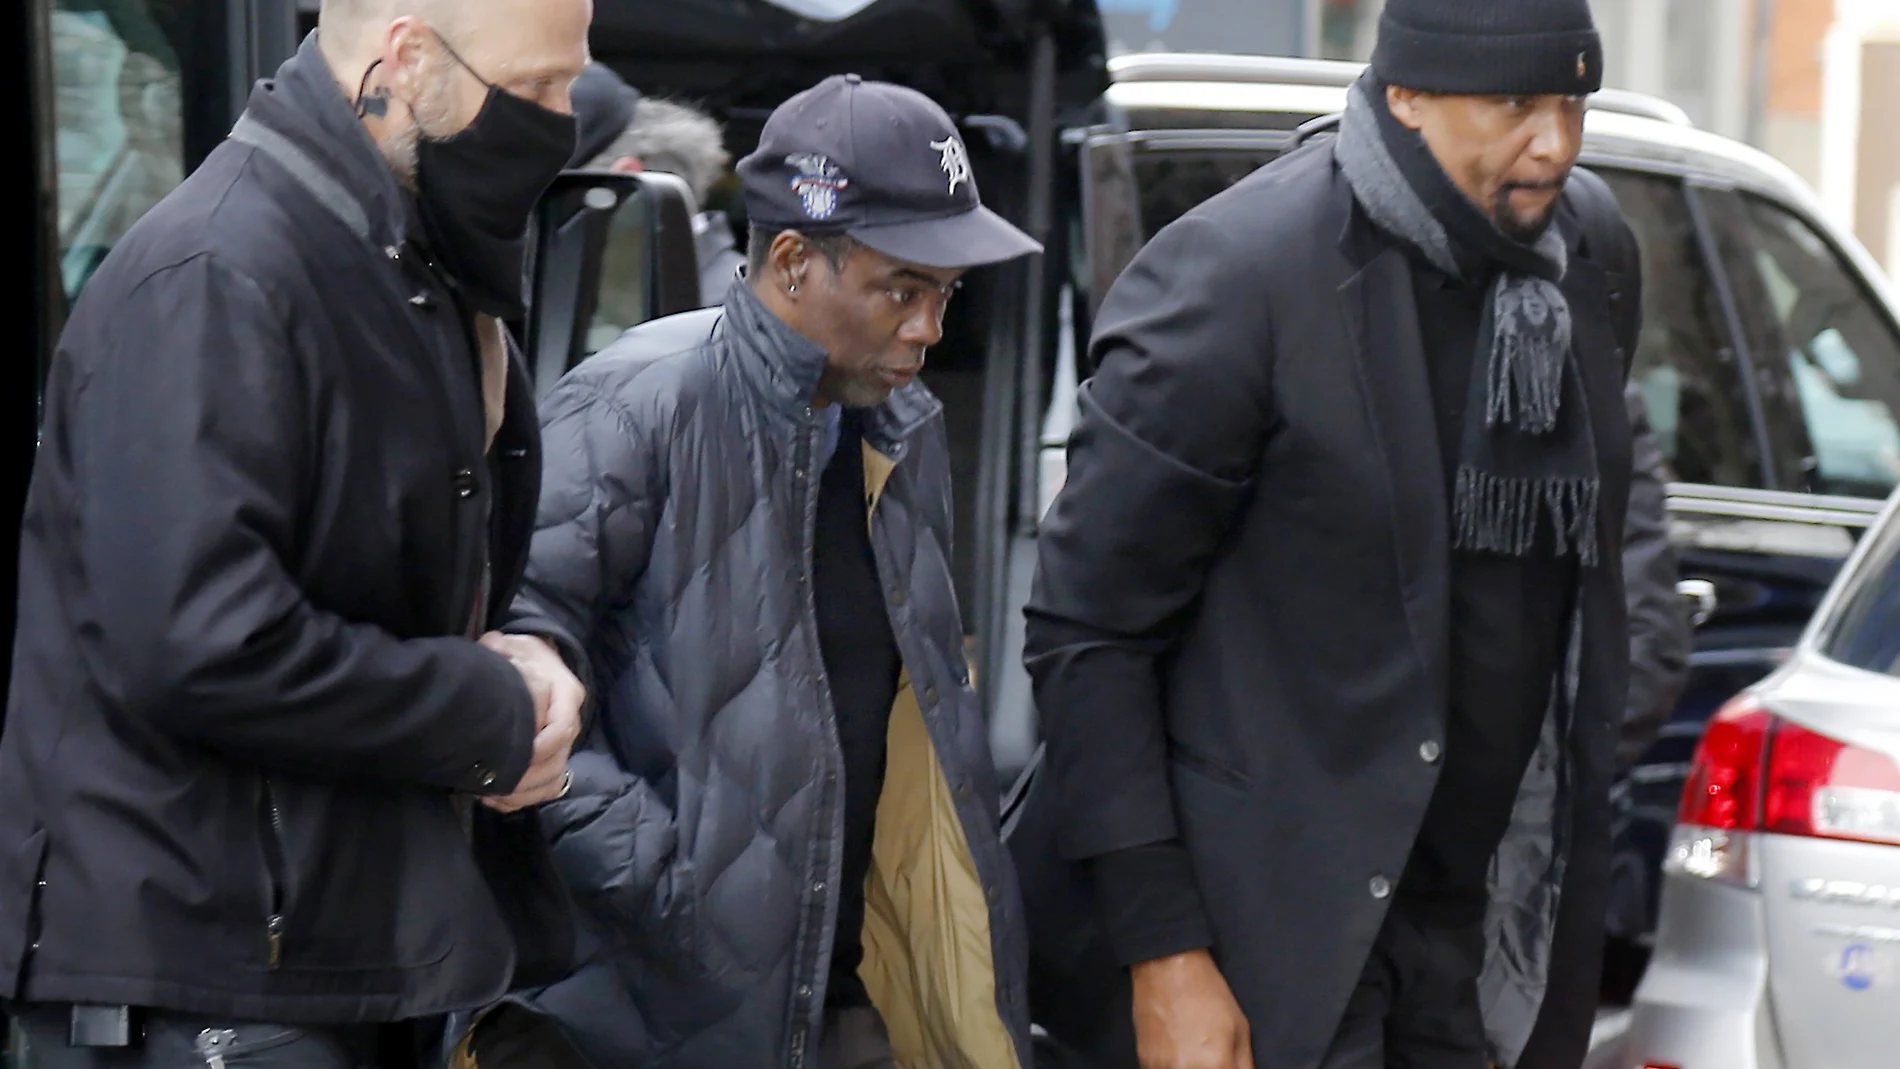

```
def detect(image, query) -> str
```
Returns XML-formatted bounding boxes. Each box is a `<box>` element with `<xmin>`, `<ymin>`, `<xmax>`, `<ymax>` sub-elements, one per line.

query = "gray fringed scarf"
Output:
<box><xmin>1334</xmin><ymin>75</ymin><xmax>1600</xmax><ymax>564</ymax></box>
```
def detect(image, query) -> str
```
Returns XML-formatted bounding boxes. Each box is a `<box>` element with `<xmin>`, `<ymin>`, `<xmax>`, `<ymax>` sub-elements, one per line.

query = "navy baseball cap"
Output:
<box><xmin>737</xmin><ymin>74</ymin><xmax>1042</xmax><ymax>270</ymax></box>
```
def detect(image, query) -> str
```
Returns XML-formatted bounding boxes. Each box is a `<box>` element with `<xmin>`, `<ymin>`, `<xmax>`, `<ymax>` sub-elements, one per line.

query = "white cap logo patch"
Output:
<box><xmin>930</xmin><ymin>136</ymin><xmax>972</xmax><ymax>196</ymax></box>
<box><xmin>787</xmin><ymin>153</ymin><xmax>851</xmax><ymax>220</ymax></box>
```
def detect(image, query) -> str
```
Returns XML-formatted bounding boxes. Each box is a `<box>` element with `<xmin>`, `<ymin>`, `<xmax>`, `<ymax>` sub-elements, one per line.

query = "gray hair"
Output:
<box><xmin>589</xmin><ymin>97</ymin><xmax>731</xmax><ymax>206</ymax></box>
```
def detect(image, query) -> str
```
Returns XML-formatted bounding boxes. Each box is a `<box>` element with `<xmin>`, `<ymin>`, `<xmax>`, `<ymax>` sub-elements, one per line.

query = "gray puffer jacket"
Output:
<box><xmin>499</xmin><ymin>282</ymin><xmax>1031</xmax><ymax>1069</ymax></box>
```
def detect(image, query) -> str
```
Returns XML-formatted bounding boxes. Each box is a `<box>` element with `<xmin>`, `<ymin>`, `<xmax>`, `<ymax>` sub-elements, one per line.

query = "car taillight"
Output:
<box><xmin>1678</xmin><ymin>696</ymin><xmax>1772</xmax><ymax>831</ymax></box>
<box><xmin>1669</xmin><ymin>696</ymin><xmax>1771</xmax><ymax>884</ymax></box>
<box><xmin>1671</xmin><ymin>694</ymin><xmax>1900</xmax><ymax>886</ymax></box>
<box><xmin>1765</xmin><ymin>717</ymin><xmax>1900</xmax><ymax>844</ymax></box>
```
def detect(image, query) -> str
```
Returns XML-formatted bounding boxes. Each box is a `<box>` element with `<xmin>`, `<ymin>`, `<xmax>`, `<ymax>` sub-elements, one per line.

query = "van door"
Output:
<box><xmin>522</xmin><ymin>168</ymin><xmax>704</xmax><ymax>396</ymax></box>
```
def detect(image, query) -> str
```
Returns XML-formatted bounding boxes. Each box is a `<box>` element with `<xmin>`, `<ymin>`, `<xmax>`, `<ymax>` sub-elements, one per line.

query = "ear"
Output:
<box><xmin>382</xmin><ymin>16</ymin><xmax>435</xmax><ymax>107</ymax></box>
<box><xmin>768</xmin><ymin>230</ymin><xmax>812</xmax><ymax>290</ymax></box>
<box><xmin>1385</xmin><ymin>84</ymin><xmax>1429</xmax><ymax>132</ymax></box>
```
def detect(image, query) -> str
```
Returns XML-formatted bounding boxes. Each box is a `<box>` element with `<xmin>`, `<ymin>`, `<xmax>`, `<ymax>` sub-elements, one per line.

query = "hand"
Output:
<box><xmin>479</xmin><ymin>633</ymin><xmax>585</xmax><ymax>813</ymax></box>
<box><xmin>1130</xmin><ymin>949</ymin><xmax>1255</xmax><ymax>1069</ymax></box>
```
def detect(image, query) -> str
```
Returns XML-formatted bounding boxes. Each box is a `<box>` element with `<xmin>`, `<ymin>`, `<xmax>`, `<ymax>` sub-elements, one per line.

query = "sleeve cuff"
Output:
<box><xmin>1090</xmin><ymin>841</ymin><xmax>1215</xmax><ymax>966</ymax></box>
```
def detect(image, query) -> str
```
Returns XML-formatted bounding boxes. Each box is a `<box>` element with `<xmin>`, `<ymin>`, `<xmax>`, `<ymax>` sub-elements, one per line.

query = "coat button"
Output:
<box><xmin>797</xmin><ymin>984</ymin><xmax>812</xmax><ymax>999</ymax></box>
<box><xmin>812</xmin><ymin>880</ymin><xmax>825</xmax><ymax>893</ymax></box>
<box><xmin>384</xmin><ymin>245</ymin><xmax>401</xmax><ymax>261</ymax></box>
<box><xmin>1369</xmin><ymin>875</ymin><xmax>1392</xmax><ymax>900</ymax></box>
<box><xmin>473</xmin><ymin>762</ymin><xmax>497</xmax><ymax>789</ymax></box>
<box><xmin>453</xmin><ymin>469</ymin><xmax>478</xmax><ymax>498</ymax></box>
<box><xmin>409</xmin><ymin>292</ymin><xmax>436</xmax><ymax>309</ymax></box>
<box><xmin>1419</xmin><ymin>741</ymin><xmax>1442</xmax><ymax>764</ymax></box>
<box><xmin>924</xmin><ymin>687</ymin><xmax>939</xmax><ymax>705</ymax></box>
<box><xmin>891</xmin><ymin>589</ymin><xmax>908</xmax><ymax>607</ymax></box>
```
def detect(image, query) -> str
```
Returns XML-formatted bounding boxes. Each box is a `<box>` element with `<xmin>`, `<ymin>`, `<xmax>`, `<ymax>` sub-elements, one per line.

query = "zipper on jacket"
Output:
<box><xmin>258</xmin><ymin>776</ymin><xmax>288</xmax><ymax>969</ymax></box>
<box><xmin>789</xmin><ymin>416</ymin><xmax>845</xmax><ymax>1047</ymax></box>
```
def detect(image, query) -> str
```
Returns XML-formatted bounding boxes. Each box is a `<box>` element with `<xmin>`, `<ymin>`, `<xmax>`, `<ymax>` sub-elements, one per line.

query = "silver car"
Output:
<box><xmin>1624</xmin><ymin>487</ymin><xmax>1900</xmax><ymax>1068</ymax></box>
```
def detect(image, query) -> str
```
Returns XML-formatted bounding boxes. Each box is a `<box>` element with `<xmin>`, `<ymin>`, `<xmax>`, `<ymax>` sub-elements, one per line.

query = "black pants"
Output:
<box><xmin>1318</xmin><ymin>907</ymin><xmax>1491</xmax><ymax>1069</ymax></box>
<box><xmin>459</xmin><ymin>1002</ymin><xmax>893</xmax><ymax>1069</ymax></box>
<box><xmin>816</xmin><ymin>1005</ymin><xmax>895</xmax><ymax>1069</ymax></box>
<box><xmin>8</xmin><ymin>1006</ymin><xmax>408</xmax><ymax>1069</ymax></box>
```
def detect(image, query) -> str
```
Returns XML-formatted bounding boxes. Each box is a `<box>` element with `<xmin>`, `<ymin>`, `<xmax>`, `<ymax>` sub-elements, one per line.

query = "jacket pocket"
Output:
<box><xmin>257</xmin><ymin>776</ymin><xmax>287</xmax><ymax>969</ymax></box>
<box><xmin>1167</xmin><ymin>743</ymin><xmax>1251</xmax><ymax>792</ymax></box>
<box><xmin>251</xmin><ymin>779</ymin><xmax>460</xmax><ymax>973</ymax></box>
<box><xmin>8</xmin><ymin>827</ymin><xmax>50</xmax><ymax>983</ymax></box>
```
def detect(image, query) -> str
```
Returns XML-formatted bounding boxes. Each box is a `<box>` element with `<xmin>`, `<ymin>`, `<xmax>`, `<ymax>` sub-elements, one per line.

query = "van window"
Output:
<box><xmin>585</xmin><ymin>191</ymin><xmax>655</xmax><ymax>355</ymax></box>
<box><xmin>1712</xmin><ymin>192</ymin><xmax>1900</xmax><ymax>498</ymax></box>
<box><xmin>1599</xmin><ymin>170</ymin><xmax>1762</xmax><ymax>488</ymax></box>
<box><xmin>51</xmin><ymin>0</ymin><xmax>187</xmax><ymax>303</ymax></box>
<box><xmin>1132</xmin><ymin>145</ymin><xmax>1280</xmax><ymax>239</ymax></box>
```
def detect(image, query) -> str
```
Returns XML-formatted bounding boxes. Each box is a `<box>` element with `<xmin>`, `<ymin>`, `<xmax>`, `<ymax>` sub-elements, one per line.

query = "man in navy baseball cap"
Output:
<box><xmin>485</xmin><ymin>72</ymin><xmax>1040</xmax><ymax>1069</ymax></box>
<box><xmin>738</xmin><ymin>73</ymin><xmax>1042</xmax><ymax>270</ymax></box>
<box><xmin>728</xmin><ymin>74</ymin><xmax>1041</xmax><ymax>410</ymax></box>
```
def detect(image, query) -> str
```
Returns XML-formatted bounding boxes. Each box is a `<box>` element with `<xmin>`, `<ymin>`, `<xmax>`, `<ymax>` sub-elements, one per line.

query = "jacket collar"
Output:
<box><xmin>720</xmin><ymin>282</ymin><xmax>942</xmax><ymax>459</ymax></box>
<box><xmin>231</xmin><ymin>32</ymin><xmax>410</xmax><ymax>251</ymax></box>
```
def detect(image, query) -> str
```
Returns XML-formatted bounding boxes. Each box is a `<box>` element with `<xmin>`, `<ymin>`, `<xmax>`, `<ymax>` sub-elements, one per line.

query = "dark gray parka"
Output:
<box><xmin>500</xmin><ymin>283</ymin><xmax>1031</xmax><ymax>1068</ymax></box>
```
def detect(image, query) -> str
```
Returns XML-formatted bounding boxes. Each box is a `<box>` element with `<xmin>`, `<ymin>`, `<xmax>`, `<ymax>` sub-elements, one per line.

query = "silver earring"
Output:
<box><xmin>787</xmin><ymin>284</ymin><xmax>799</xmax><ymax>297</ymax></box>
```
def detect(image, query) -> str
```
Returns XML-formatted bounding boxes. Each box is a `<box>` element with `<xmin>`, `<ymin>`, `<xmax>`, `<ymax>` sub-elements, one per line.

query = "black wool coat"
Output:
<box><xmin>1022</xmin><ymin>140</ymin><xmax>1639</xmax><ymax>1069</ymax></box>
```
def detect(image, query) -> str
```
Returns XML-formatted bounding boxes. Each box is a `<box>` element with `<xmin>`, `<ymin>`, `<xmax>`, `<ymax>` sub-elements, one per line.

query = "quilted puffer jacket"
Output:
<box><xmin>497</xmin><ymin>281</ymin><xmax>1031</xmax><ymax>1068</ymax></box>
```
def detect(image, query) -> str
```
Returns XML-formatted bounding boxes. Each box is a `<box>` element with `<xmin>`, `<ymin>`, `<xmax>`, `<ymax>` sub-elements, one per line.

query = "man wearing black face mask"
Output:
<box><xmin>0</xmin><ymin>2</ymin><xmax>591</xmax><ymax>1066</ymax></box>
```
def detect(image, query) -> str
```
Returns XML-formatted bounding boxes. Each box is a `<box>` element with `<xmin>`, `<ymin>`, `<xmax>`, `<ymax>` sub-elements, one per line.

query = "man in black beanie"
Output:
<box><xmin>1024</xmin><ymin>0</ymin><xmax>1640</xmax><ymax>1067</ymax></box>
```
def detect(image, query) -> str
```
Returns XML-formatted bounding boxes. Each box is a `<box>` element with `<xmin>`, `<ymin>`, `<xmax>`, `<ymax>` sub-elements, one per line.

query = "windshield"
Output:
<box><xmin>1824</xmin><ymin>501</ymin><xmax>1900</xmax><ymax>678</ymax></box>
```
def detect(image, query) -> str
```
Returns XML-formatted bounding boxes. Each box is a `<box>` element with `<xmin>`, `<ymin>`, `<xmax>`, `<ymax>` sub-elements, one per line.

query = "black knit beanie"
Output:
<box><xmin>1372</xmin><ymin>0</ymin><xmax>1604</xmax><ymax>97</ymax></box>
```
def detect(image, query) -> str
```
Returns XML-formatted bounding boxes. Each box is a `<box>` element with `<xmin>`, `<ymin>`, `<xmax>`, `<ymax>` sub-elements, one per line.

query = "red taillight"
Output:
<box><xmin>1766</xmin><ymin>719</ymin><xmax>1900</xmax><ymax>844</ymax></box>
<box><xmin>1678</xmin><ymin>697</ymin><xmax>1772</xmax><ymax>830</ymax></box>
<box><xmin>1678</xmin><ymin>695</ymin><xmax>1900</xmax><ymax>846</ymax></box>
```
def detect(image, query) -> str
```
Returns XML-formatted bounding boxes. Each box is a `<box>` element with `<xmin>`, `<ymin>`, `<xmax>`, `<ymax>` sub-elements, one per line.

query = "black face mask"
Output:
<box><xmin>411</xmin><ymin>40</ymin><xmax>575</xmax><ymax>319</ymax></box>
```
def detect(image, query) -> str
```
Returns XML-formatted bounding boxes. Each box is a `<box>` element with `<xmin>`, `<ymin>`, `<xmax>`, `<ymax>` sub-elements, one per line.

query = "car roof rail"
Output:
<box><xmin>1107</xmin><ymin>52</ymin><xmax>1694</xmax><ymax>127</ymax></box>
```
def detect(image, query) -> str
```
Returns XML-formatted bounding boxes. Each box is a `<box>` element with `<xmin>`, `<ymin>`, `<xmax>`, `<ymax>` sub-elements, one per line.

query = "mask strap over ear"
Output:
<box><xmin>354</xmin><ymin>58</ymin><xmax>388</xmax><ymax>118</ymax></box>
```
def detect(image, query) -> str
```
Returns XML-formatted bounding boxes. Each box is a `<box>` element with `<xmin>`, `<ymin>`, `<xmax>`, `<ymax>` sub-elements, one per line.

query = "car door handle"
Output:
<box><xmin>1678</xmin><ymin>578</ymin><xmax>1718</xmax><ymax>628</ymax></box>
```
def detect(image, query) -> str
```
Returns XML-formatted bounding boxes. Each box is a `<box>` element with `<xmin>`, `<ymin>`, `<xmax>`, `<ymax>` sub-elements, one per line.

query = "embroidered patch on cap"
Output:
<box><xmin>929</xmin><ymin>136</ymin><xmax>972</xmax><ymax>196</ymax></box>
<box><xmin>787</xmin><ymin>153</ymin><xmax>851</xmax><ymax>220</ymax></box>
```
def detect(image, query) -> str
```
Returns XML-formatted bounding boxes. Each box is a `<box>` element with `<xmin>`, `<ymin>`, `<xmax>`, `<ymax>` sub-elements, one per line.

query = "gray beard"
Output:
<box><xmin>379</xmin><ymin>121</ymin><xmax>421</xmax><ymax>191</ymax></box>
<box><xmin>377</xmin><ymin>57</ymin><xmax>457</xmax><ymax>193</ymax></box>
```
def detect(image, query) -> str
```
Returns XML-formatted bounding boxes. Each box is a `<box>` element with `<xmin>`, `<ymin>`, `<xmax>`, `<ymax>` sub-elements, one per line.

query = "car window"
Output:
<box><xmin>52</xmin><ymin>0</ymin><xmax>186</xmax><ymax>304</ymax></box>
<box><xmin>1599</xmin><ymin>170</ymin><xmax>1762</xmax><ymax>488</ymax></box>
<box><xmin>585</xmin><ymin>190</ymin><xmax>654</xmax><ymax>355</ymax></box>
<box><xmin>1709</xmin><ymin>192</ymin><xmax>1900</xmax><ymax>498</ymax></box>
<box><xmin>1131</xmin><ymin>146</ymin><xmax>1281</xmax><ymax>240</ymax></box>
<box><xmin>1824</xmin><ymin>509</ymin><xmax>1900</xmax><ymax>678</ymax></box>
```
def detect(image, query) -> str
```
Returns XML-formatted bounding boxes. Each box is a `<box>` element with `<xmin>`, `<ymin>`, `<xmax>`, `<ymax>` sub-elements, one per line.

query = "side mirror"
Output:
<box><xmin>1678</xmin><ymin>578</ymin><xmax>1718</xmax><ymax>629</ymax></box>
<box><xmin>524</xmin><ymin>169</ymin><xmax>703</xmax><ymax>398</ymax></box>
